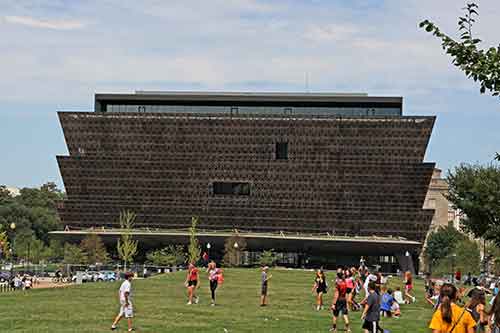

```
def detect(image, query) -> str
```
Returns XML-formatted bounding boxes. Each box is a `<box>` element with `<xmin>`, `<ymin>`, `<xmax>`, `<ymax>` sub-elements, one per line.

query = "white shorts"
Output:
<box><xmin>119</xmin><ymin>302</ymin><xmax>134</xmax><ymax>318</ymax></box>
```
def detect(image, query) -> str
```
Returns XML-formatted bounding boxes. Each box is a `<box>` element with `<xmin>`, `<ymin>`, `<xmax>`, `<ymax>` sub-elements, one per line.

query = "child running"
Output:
<box><xmin>312</xmin><ymin>269</ymin><xmax>328</xmax><ymax>311</ymax></box>
<box><xmin>185</xmin><ymin>263</ymin><xmax>199</xmax><ymax>305</ymax></box>
<box><xmin>111</xmin><ymin>272</ymin><xmax>134</xmax><ymax>332</ymax></box>
<box><xmin>330</xmin><ymin>272</ymin><xmax>350</xmax><ymax>332</ymax></box>
<box><xmin>404</xmin><ymin>271</ymin><xmax>416</xmax><ymax>304</ymax></box>
<box><xmin>207</xmin><ymin>261</ymin><xmax>221</xmax><ymax>306</ymax></box>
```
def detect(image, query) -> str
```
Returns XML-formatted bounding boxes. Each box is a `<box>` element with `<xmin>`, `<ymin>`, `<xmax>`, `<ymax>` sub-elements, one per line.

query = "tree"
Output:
<box><xmin>63</xmin><ymin>243</ymin><xmax>87</xmax><ymax>264</ymax></box>
<box><xmin>187</xmin><ymin>216</ymin><xmax>201</xmax><ymax>265</ymax></box>
<box><xmin>146</xmin><ymin>245</ymin><xmax>186</xmax><ymax>266</ymax></box>
<box><xmin>80</xmin><ymin>234</ymin><xmax>109</xmax><ymax>265</ymax></box>
<box><xmin>433</xmin><ymin>238</ymin><xmax>481</xmax><ymax>276</ymax></box>
<box><xmin>0</xmin><ymin>229</ymin><xmax>9</xmax><ymax>260</ymax></box>
<box><xmin>117</xmin><ymin>211</ymin><xmax>139</xmax><ymax>272</ymax></box>
<box><xmin>259</xmin><ymin>249</ymin><xmax>277</xmax><ymax>267</ymax></box>
<box><xmin>222</xmin><ymin>235</ymin><xmax>247</xmax><ymax>267</ymax></box>
<box><xmin>420</xmin><ymin>2</ymin><xmax>500</xmax><ymax>98</ymax></box>
<box><xmin>425</xmin><ymin>225</ymin><xmax>466</xmax><ymax>271</ymax></box>
<box><xmin>0</xmin><ymin>185</ymin><xmax>13</xmax><ymax>205</ymax></box>
<box><xmin>447</xmin><ymin>163</ymin><xmax>500</xmax><ymax>246</ymax></box>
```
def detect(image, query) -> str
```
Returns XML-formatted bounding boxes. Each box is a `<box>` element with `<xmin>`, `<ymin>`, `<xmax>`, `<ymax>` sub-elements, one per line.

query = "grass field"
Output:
<box><xmin>0</xmin><ymin>268</ymin><xmax>433</xmax><ymax>332</ymax></box>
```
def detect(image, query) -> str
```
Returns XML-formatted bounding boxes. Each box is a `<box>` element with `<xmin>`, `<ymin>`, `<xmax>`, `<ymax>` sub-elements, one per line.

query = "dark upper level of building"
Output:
<box><xmin>94</xmin><ymin>91</ymin><xmax>403</xmax><ymax>117</ymax></box>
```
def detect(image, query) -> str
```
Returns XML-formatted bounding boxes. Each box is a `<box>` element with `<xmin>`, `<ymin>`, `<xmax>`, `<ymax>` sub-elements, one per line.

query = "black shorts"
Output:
<box><xmin>333</xmin><ymin>299</ymin><xmax>348</xmax><ymax>316</ymax></box>
<box><xmin>362</xmin><ymin>320</ymin><xmax>380</xmax><ymax>332</ymax></box>
<box><xmin>188</xmin><ymin>280</ymin><xmax>197</xmax><ymax>287</ymax></box>
<box><xmin>346</xmin><ymin>288</ymin><xmax>353</xmax><ymax>294</ymax></box>
<box><xmin>261</xmin><ymin>284</ymin><xmax>268</xmax><ymax>296</ymax></box>
<box><xmin>317</xmin><ymin>287</ymin><xmax>327</xmax><ymax>294</ymax></box>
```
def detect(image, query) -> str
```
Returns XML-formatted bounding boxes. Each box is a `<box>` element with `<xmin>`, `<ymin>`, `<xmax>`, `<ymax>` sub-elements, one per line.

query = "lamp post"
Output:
<box><xmin>451</xmin><ymin>253</ymin><xmax>457</xmax><ymax>283</ymax></box>
<box><xmin>234</xmin><ymin>242</ymin><xmax>239</xmax><ymax>267</ymax></box>
<box><xmin>206</xmin><ymin>242</ymin><xmax>211</xmax><ymax>259</ymax></box>
<box><xmin>9</xmin><ymin>223</ymin><xmax>16</xmax><ymax>265</ymax></box>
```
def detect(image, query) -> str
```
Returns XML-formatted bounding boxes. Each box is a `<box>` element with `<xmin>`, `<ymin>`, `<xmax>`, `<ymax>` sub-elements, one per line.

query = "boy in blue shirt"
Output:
<box><xmin>380</xmin><ymin>288</ymin><xmax>395</xmax><ymax>317</ymax></box>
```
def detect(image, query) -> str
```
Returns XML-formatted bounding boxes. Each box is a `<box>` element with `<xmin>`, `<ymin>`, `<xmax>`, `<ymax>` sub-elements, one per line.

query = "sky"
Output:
<box><xmin>1</xmin><ymin>0</ymin><xmax>500</xmax><ymax>190</ymax></box>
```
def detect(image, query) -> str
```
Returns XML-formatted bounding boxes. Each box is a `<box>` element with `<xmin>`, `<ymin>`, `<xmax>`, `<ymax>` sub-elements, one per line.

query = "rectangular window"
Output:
<box><xmin>284</xmin><ymin>107</ymin><xmax>292</xmax><ymax>116</ymax></box>
<box><xmin>213</xmin><ymin>182</ymin><xmax>250</xmax><ymax>195</ymax></box>
<box><xmin>275</xmin><ymin>142</ymin><xmax>288</xmax><ymax>160</ymax></box>
<box><xmin>230</xmin><ymin>107</ymin><xmax>238</xmax><ymax>116</ymax></box>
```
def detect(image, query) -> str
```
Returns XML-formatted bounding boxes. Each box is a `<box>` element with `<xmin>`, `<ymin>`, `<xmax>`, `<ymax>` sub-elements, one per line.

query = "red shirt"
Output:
<box><xmin>189</xmin><ymin>268</ymin><xmax>199</xmax><ymax>281</ymax></box>
<box><xmin>336</xmin><ymin>280</ymin><xmax>348</xmax><ymax>299</ymax></box>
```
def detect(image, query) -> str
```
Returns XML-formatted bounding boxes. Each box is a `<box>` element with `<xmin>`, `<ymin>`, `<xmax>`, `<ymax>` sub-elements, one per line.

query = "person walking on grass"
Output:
<box><xmin>260</xmin><ymin>266</ymin><xmax>272</xmax><ymax>306</ymax></box>
<box><xmin>361</xmin><ymin>281</ymin><xmax>380</xmax><ymax>333</ymax></box>
<box><xmin>312</xmin><ymin>269</ymin><xmax>328</xmax><ymax>311</ymax></box>
<box><xmin>404</xmin><ymin>271</ymin><xmax>416</xmax><ymax>304</ymax></box>
<box><xmin>330</xmin><ymin>272</ymin><xmax>351</xmax><ymax>332</ymax></box>
<box><xmin>111</xmin><ymin>272</ymin><xmax>134</xmax><ymax>332</ymax></box>
<box><xmin>185</xmin><ymin>263</ymin><xmax>199</xmax><ymax>305</ymax></box>
<box><xmin>207</xmin><ymin>261</ymin><xmax>222</xmax><ymax>306</ymax></box>
<box><xmin>489</xmin><ymin>293</ymin><xmax>500</xmax><ymax>333</ymax></box>
<box><xmin>429</xmin><ymin>283</ymin><xmax>476</xmax><ymax>333</ymax></box>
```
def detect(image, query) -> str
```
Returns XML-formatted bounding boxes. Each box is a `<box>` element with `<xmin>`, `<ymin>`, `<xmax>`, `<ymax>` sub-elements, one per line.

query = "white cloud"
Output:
<box><xmin>4</xmin><ymin>15</ymin><xmax>86</xmax><ymax>30</ymax></box>
<box><xmin>304</xmin><ymin>24</ymin><xmax>359</xmax><ymax>42</ymax></box>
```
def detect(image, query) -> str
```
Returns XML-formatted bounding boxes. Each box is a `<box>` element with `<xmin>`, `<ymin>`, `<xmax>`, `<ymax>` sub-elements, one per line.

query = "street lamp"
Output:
<box><xmin>206</xmin><ymin>243</ymin><xmax>211</xmax><ymax>260</ymax></box>
<box><xmin>234</xmin><ymin>242</ymin><xmax>239</xmax><ymax>266</ymax></box>
<box><xmin>451</xmin><ymin>253</ymin><xmax>457</xmax><ymax>283</ymax></box>
<box><xmin>9</xmin><ymin>223</ymin><xmax>16</xmax><ymax>265</ymax></box>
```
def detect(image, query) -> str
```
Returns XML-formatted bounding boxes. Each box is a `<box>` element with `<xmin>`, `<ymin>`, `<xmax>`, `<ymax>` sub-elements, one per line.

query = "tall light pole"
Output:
<box><xmin>451</xmin><ymin>253</ymin><xmax>457</xmax><ymax>283</ymax></box>
<box><xmin>234</xmin><ymin>242</ymin><xmax>239</xmax><ymax>266</ymax></box>
<box><xmin>206</xmin><ymin>242</ymin><xmax>211</xmax><ymax>260</ymax></box>
<box><xmin>9</xmin><ymin>223</ymin><xmax>16</xmax><ymax>265</ymax></box>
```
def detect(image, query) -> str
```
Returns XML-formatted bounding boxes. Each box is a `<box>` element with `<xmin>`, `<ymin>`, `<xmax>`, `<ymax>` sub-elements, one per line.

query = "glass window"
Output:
<box><xmin>276</xmin><ymin>142</ymin><xmax>288</xmax><ymax>160</ymax></box>
<box><xmin>213</xmin><ymin>182</ymin><xmax>250</xmax><ymax>195</ymax></box>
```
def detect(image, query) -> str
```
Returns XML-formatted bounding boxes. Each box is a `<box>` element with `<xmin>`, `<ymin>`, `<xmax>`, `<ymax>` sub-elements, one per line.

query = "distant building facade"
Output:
<box><xmin>54</xmin><ymin>91</ymin><xmax>436</xmax><ymax>271</ymax></box>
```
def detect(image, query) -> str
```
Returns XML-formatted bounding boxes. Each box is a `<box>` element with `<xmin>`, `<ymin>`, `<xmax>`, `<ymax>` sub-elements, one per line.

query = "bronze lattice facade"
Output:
<box><xmin>57</xmin><ymin>92</ymin><xmax>435</xmax><ymax>243</ymax></box>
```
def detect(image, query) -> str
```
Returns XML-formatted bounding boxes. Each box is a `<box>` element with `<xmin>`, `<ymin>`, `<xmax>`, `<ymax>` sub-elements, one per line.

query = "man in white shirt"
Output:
<box><xmin>111</xmin><ymin>272</ymin><xmax>134</xmax><ymax>331</ymax></box>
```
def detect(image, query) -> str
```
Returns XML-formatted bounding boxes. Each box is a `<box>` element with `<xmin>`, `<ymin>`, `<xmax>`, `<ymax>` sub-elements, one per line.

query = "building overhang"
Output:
<box><xmin>50</xmin><ymin>229</ymin><xmax>422</xmax><ymax>256</ymax></box>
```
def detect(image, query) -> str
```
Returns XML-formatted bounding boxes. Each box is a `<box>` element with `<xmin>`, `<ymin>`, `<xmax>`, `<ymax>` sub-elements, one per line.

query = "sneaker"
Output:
<box><xmin>111</xmin><ymin>326</ymin><xmax>117</xmax><ymax>331</ymax></box>
<box><xmin>128</xmin><ymin>329</ymin><xmax>135</xmax><ymax>332</ymax></box>
<box><xmin>187</xmin><ymin>301</ymin><xmax>192</xmax><ymax>305</ymax></box>
<box><xmin>329</xmin><ymin>328</ymin><xmax>337</xmax><ymax>332</ymax></box>
<box><xmin>194</xmin><ymin>297</ymin><xmax>199</xmax><ymax>304</ymax></box>
<box><xmin>316</xmin><ymin>305</ymin><xmax>321</xmax><ymax>311</ymax></box>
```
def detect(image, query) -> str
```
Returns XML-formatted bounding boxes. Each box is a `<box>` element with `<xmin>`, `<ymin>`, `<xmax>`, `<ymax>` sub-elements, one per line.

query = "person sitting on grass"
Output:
<box><xmin>260</xmin><ymin>266</ymin><xmax>272</xmax><ymax>306</ymax></box>
<box><xmin>429</xmin><ymin>283</ymin><xmax>476</xmax><ymax>333</ymax></box>
<box><xmin>380</xmin><ymin>288</ymin><xmax>397</xmax><ymax>318</ymax></box>
<box><xmin>393</xmin><ymin>286</ymin><xmax>405</xmax><ymax>305</ymax></box>
<box><xmin>111</xmin><ymin>272</ymin><xmax>134</xmax><ymax>332</ymax></box>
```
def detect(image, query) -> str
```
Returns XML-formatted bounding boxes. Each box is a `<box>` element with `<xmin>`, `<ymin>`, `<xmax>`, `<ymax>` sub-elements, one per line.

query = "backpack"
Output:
<box><xmin>217</xmin><ymin>269</ymin><xmax>224</xmax><ymax>284</ymax></box>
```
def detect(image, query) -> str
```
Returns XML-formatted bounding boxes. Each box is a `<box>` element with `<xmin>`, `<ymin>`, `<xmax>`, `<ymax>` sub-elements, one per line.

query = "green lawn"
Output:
<box><xmin>0</xmin><ymin>268</ymin><xmax>433</xmax><ymax>332</ymax></box>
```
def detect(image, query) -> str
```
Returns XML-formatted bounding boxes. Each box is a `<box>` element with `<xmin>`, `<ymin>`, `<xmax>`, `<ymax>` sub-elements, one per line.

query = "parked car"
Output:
<box><xmin>0</xmin><ymin>270</ymin><xmax>12</xmax><ymax>283</ymax></box>
<box><xmin>100</xmin><ymin>271</ymin><xmax>117</xmax><ymax>281</ymax></box>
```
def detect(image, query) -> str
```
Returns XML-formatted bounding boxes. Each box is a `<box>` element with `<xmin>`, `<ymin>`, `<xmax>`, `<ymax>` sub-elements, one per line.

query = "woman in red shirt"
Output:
<box><xmin>185</xmin><ymin>263</ymin><xmax>199</xmax><ymax>305</ymax></box>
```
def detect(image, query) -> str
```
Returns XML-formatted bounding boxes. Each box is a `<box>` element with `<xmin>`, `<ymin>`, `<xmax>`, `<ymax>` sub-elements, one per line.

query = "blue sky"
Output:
<box><xmin>1</xmin><ymin>0</ymin><xmax>499</xmax><ymax>189</ymax></box>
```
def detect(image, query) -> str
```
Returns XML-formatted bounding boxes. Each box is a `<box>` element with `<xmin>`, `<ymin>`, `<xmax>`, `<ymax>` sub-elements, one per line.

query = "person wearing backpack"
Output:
<box><xmin>429</xmin><ymin>283</ymin><xmax>476</xmax><ymax>333</ymax></box>
<box><xmin>207</xmin><ymin>261</ymin><xmax>222</xmax><ymax>306</ymax></box>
